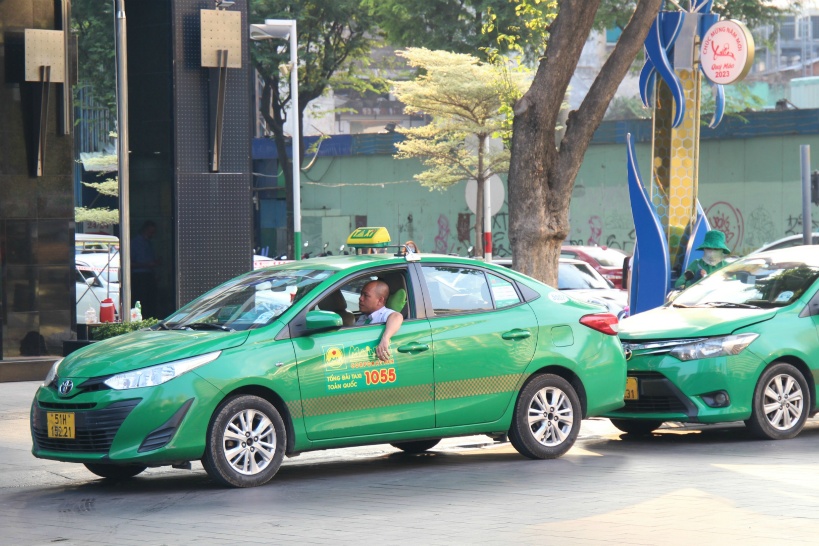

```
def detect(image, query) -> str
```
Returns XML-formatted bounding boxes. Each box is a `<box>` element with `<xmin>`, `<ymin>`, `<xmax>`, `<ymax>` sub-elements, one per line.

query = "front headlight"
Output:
<box><xmin>104</xmin><ymin>351</ymin><xmax>221</xmax><ymax>390</ymax></box>
<box><xmin>43</xmin><ymin>358</ymin><xmax>63</xmax><ymax>386</ymax></box>
<box><xmin>669</xmin><ymin>333</ymin><xmax>758</xmax><ymax>361</ymax></box>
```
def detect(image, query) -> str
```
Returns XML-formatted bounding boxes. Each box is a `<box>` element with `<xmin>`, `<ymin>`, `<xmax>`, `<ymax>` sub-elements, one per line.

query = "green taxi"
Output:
<box><xmin>32</xmin><ymin>229</ymin><xmax>626</xmax><ymax>487</ymax></box>
<box><xmin>606</xmin><ymin>246</ymin><xmax>819</xmax><ymax>440</ymax></box>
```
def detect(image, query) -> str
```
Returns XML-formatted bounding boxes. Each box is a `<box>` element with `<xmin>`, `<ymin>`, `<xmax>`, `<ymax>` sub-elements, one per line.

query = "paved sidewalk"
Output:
<box><xmin>3</xmin><ymin>380</ymin><xmax>819</xmax><ymax>544</ymax></box>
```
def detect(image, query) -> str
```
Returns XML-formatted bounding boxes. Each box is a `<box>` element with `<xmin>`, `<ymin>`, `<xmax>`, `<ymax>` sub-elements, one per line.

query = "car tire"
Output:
<box><xmin>202</xmin><ymin>395</ymin><xmax>286</xmax><ymax>488</ymax></box>
<box><xmin>745</xmin><ymin>362</ymin><xmax>809</xmax><ymax>440</ymax></box>
<box><xmin>83</xmin><ymin>463</ymin><xmax>146</xmax><ymax>480</ymax></box>
<box><xmin>390</xmin><ymin>439</ymin><xmax>440</xmax><ymax>453</ymax></box>
<box><xmin>508</xmin><ymin>374</ymin><xmax>581</xmax><ymax>459</ymax></box>
<box><xmin>609</xmin><ymin>418</ymin><xmax>662</xmax><ymax>436</ymax></box>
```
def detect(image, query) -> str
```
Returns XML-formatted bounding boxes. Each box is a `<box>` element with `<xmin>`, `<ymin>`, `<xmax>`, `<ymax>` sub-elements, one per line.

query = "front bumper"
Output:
<box><xmin>603</xmin><ymin>346</ymin><xmax>765</xmax><ymax>423</ymax></box>
<box><xmin>31</xmin><ymin>371</ymin><xmax>222</xmax><ymax>465</ymax></box>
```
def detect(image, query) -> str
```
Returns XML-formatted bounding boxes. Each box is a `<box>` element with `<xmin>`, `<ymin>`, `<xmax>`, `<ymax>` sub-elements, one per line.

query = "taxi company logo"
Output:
<box><xmin>58</xmin><ymin>380</ymin><xmax>74</xmax><ymax>395</ymax></box>
<box><xmin>323</xmin><ymin>346</ymin><xmax>347</xmax><ymax>370</ymax></box>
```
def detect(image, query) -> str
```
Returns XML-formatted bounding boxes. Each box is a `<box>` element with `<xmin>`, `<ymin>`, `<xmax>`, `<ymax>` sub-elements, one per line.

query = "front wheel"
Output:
<box><xmin>745</xmin><ymin>362</ymin><xmax>809</xmax><ymax>440</ymax></box>
<box><xmin>609</xmin><ymin>419</ymin><xmax>663</xmax><ymax>436</ymax></box>
<box><xmin>390</xmin><ymin>439</ymin><xmax>440</xmax><ymax>453</ymax></box>
<box><xmin>202</xmin><ymin>395</ymin><xmax>286</xmax><ymax>488</ymax></box>
<box><xmin>84</xmin><ymin>463</ymin><xmax>146</xmax><ymax>480</ymax></box>
<box><xmin>509</xmin><ymin>374</ymin><xmax>581</xmax><ymax>459</ymax></box>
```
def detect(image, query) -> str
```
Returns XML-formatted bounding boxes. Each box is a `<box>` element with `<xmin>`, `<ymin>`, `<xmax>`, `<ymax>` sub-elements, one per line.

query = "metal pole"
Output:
<box><xmin>290</xmin><ymin>21</ymin><xmax>301</xmax><ymax>260</ymax></box>
<box><xmin>801</xmin><ymin>145</ymin><xmax>811</xmax><ymax>246</ymax></box>
<box><xmin>483</xmin><ymin>179</ymin><xmax>492</xmax><ymax>262</ymax></box>
<box><xmin>115</xmin><ymin>0</ymin><xmax>131</xmax><ymax>320</ymax></box>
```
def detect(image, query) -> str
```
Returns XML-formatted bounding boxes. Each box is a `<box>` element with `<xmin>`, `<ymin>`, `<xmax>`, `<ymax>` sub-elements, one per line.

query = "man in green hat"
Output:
<box><xmin>675</xmin><ymin>230</ymin><xmax>731</xmax><ymax>289</ymax></box>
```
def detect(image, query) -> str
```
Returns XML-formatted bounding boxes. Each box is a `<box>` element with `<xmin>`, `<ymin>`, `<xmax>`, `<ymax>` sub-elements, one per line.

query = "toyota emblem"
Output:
<box><xmin>58</xmin><ymin>379</ymin><xmax>74</xmax><ymax>395</ymax></box>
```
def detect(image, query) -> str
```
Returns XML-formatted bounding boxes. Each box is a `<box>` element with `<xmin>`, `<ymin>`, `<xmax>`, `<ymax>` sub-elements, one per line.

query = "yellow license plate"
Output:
<box><xmin>624</xmin><ymin>377</ymin><xmax>639</xmax><ymax>401</ymax></box>
<box><xmin>47</xmin><ymin>412</ymin><xmax>75</xmax><ymax>439</ymax></box>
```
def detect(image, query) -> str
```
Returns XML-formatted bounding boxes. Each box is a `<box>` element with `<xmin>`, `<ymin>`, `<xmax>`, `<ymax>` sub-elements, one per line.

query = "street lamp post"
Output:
<box><xmin>249</xmin><ymin>19</ymin><xmax>301</xmax><ymax>260</ymax></box>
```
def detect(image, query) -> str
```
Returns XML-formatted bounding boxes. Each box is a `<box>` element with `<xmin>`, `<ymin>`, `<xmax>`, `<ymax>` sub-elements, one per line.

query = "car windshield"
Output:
<box><xmin>162</xmin><ymin>268</ymin><xmax>334</xmax><ymax>331</ymax></box>
<box><xmin>673</xmin><ymin>256</ymin><xmax>819</xmax><ymax>309</ymax></box>
<box><xmin>559</xmin><ymin>263</ymin><xmax>610</xmax><ymax>289</ymax></box>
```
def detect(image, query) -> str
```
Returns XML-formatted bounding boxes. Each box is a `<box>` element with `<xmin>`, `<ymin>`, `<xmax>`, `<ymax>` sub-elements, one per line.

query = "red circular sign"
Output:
<box><xmin>700</xmin><ymin>20</ymin><xmax>754</xmax><ymax>85</ymax></box>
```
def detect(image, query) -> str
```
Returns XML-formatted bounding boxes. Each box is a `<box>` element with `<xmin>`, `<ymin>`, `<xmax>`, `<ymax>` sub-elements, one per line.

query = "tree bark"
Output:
<box><xmin>508</xmin><ymin>0</ymin><xmax>663</xmax><ymax>287</ymax></box>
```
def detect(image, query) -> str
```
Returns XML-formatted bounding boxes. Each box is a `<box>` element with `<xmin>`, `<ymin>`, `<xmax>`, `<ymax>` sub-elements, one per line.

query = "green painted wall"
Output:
<box><xmin>301</xmin><ymin>155</ymin><xmax>512</xmax><ymax>257</ymax></box>
<box><xmin>299</xmin><ymin>110</ymin><xmax>819</xmax><ymax>259</ymax></box>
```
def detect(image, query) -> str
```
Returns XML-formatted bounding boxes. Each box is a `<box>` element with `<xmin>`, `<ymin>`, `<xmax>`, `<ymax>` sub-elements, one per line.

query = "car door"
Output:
<box><xmin>292</xmin><ymin>267</ymin><xmax>435</xmax><ymax>441</ymax></box>
<box><xmin>420</xmin><ymin>264</ymin><xmax>538</xmax><ymax>428</ymax></box>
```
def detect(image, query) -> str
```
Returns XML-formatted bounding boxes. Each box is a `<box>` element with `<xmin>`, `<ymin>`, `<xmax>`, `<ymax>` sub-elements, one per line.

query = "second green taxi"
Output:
<box><xmin>606</xmin><ymin>246</ymin><xmax>819</xmax><ymax>440</ymax></box>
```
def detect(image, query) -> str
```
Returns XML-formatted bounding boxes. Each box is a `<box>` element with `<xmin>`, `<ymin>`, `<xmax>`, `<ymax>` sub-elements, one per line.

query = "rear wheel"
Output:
<box><xmin>84</xmin><ymin>463</ymin><xmax>146</xmax><ymax>480</ymax></box>
<box><xmin>609</xmin><ymin>419</ymin><xmax>663</xmax><ymax>436</ymax></box>
<box><xmin>745</xmin><ymin>362</ymin><xmax>809</xmax><ymax>440</ymax></box>
<box><xmin>202</xmin><ymin>395</ymin><xmax>286</xmax><ymax>488</ymax></box>
<box><xmin>390</xmin><ymin>439</ymin><xmax>440</xmax><ymax>453</ymax></box>
<box><xmin>509</xmin><ymin>374</ymin><xmax>581</xmax><ymax>459</ymax></box>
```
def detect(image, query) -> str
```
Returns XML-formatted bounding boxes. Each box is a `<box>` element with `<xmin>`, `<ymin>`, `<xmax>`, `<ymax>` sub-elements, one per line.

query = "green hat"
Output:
<box><xmin>697</xmin><ymin>230</ymin><xmax>731</xmax><ymax>254</ymax></box>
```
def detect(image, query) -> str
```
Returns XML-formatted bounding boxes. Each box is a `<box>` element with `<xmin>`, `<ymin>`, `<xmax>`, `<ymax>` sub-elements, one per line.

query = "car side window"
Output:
<box><xmin>486</xmin><ymin>273</ymin><xmax>521</xmax><ymax>308</ymax></box>
<box><xmin>421</xmin><ymin>265</ymin><xmax>493</xmax><ymax>315</ymax></box>
<box><xmin>323</xmin><ymin>269</ymin><xmax>412</xmax><ymax>323</ymax></box>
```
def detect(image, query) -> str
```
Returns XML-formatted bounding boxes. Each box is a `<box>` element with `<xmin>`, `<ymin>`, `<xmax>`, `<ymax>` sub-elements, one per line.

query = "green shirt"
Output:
<box><xmin>675</xmin><ymin>258</ymin><xmax>726</xmax><ymax>289</ymax></box>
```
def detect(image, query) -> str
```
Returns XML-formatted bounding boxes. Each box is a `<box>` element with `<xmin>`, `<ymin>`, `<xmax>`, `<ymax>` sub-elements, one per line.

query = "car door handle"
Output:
<box><xmin>502</xmin><ymin>329</ymin><xmax>531</xmax><ymax>340</ymax></box>
<box><xmin>397</xmin><ymin>342</ymin><xmax>430</xmax><ymax>354</ymax></box>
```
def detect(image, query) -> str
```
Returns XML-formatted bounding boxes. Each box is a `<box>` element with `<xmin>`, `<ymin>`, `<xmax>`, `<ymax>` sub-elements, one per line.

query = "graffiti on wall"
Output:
<box><xmin>705</xmin><ymin>201</ymin><xmax>744</xmax><ymax>252</ymax></box>
<box><xmin>567</xmin><ymin>213</ymin><xmax>635</xmax><ymax>252</ymax></box>
<box><xmin>785</xmin><ymin>214</ymin><xmax>819</xmax><ymax>235</ymax></box>
<box><xmin>491</xmin><ymin>212</ymin><xmax>511</xmax><ymax>257</ymax></box>
<box><xmin>434</xmin><ymin>214</ymin><xmax>451</xmax><ymax>254</ymax></box>
<box><xmin>744</xmin><ymin>207</ymin><xmax>775</xmax><ymax>251</ymax></box>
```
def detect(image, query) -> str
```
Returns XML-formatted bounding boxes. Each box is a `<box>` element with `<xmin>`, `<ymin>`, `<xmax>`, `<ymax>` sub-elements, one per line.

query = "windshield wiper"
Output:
<box><xmin>699</xmin><ymin>301</ymin><xmax>761</xmax><ymax>309</ymax></box>
<box><xmin>183</xmin><ymin>323</ymin><xmax>235</xmax><ymax>332</ymax></box>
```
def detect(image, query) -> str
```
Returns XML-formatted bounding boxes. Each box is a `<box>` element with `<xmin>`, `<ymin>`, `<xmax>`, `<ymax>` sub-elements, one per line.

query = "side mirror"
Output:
<box><xmin>85</xmin><ymin>278</ymin><xmax>96</xmax><ymax>286</ymax></box>
<box><xmin>305</xmin><ymin>310</ymin><xmax>343</xmax><ymax>331</ymax></box>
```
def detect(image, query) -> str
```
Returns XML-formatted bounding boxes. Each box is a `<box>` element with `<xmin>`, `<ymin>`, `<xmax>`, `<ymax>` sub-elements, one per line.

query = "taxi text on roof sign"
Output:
<box><xmin>346</xmin><ymin>227</ymin><xmax>391</xmax><ymax>248</ymax></box>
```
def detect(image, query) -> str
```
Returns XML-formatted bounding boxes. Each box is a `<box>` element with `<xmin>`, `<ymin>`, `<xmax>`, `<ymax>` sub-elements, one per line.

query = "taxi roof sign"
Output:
<box><xmin>346</xmin><ymin>227</ymin><xmax>391</xmax><ymax>248</ymax></box>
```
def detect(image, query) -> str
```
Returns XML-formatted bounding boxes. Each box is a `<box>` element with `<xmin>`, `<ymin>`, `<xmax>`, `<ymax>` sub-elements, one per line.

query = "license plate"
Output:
<box><xmin>47</xmin><ymin>412</ymin><xmax>75</xmax><ymax>439</ymax></box>
<box><xmin>624</xmin><ymin>377</ymin><xmax>639</xmax><ymax>400</ymax></box>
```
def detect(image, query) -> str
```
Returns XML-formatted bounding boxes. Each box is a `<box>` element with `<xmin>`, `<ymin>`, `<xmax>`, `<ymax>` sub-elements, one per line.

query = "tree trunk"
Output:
<box><xmin>508</xmin><ymin>0</ymin><xmax>662</xmax><ymax>286</ymax></box>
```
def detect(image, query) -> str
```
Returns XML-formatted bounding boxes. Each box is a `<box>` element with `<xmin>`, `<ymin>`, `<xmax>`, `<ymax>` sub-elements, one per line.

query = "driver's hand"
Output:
<box><xmin>375</xmin><ymin>339</ymin><xmax>392</xmax><ymax>362</ymax></box>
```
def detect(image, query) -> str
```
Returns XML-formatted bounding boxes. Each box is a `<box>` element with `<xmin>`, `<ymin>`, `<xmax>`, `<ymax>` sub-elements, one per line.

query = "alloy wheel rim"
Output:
<box><xmin>528</xmin><ymin>386</ymin><xmax>574</xmax><ymax>447</ymax></box>
<box><xmin>222</xmin><ymin>409</ymin><xmax>277</xmax><ymax>475</ymax></box>
<box><xmin>762</xmin><ymin>373</ymin><xmax>804</xmax><ymax>431</ymax></box>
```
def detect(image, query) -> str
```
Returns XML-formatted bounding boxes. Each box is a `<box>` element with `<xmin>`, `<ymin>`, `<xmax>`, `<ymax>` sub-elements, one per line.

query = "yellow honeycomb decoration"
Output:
<box><xmin>650</xmin><ymin>66</ymin><xmax>702</xmax><ymax>268</ymax></box>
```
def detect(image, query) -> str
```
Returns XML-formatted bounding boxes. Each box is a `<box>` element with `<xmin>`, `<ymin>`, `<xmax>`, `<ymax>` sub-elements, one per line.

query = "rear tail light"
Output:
<box><xmin>579</xmin><ymin>313</ymin><xmax>620</xmax><ymax>335</ymax></box>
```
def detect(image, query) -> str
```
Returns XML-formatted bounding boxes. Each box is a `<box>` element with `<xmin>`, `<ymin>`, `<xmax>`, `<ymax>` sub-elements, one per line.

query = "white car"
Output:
<box><xmin>76</xmin><ymin>246</ymin><xmax>120</xmax><ymax>324</ymax></box>
<box><xmin>494</xmin><ymin>257</ymin><xmax>628</xmax><ymax>318</ymax></box>
<box><xmin>749</xmin><ymin>233</ymin><xmax>819</xmax><ymax>255</ymax></box>
<box><xmin>558</xmin><ymin>259</ymin><xmax>628</xmax><ymax>318</ymax></box>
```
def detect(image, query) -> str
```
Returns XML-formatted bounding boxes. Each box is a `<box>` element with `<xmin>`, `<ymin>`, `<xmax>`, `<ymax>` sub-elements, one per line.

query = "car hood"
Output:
<box><xmin>59</xmin><ymin>329</ymin><xmax>250</xmax><ymax>378</ymax></box>
<box><xmin>620</xmin><ymin>306</ymin><xmax>777</xmax><ymax>340</ymax></box>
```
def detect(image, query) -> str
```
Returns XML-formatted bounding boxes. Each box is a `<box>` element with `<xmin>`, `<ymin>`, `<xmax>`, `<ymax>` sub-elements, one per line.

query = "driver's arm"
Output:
<box><xmin>375</xmin><ymin>312</ymin><xmax>404</xmax><ymax>361</ymax></box>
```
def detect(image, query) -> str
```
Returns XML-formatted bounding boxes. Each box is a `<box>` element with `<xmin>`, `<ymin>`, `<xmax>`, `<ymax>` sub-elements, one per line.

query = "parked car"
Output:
<box><xmin>75</xmin><ymin>235</ymin><xmax>120</xmax><ymax>324</ymax></box>
<box><xmin>606</xmin><ymin>245</ymin><xmax>819</xmax><ymax>440</ymax></box>
<box><xmin>494</xmin><ymin>258</ymin><xmax>628</xmax><ymax>318</ymax></box>
<box><xmin>32</xmin><ymin>229</ymin><xmax>626</xmax><ymax>487</ymax></box>
<box><xmin>748</xmin><ymin>233</ymin><xmax>819</xmax><ymax>255</ymax></box>
<box><xmin>76</xmin><ymin>233</ymin><xmax>119</xmax><ymax>255</ymax></box>
<box><xmin>559</xmin><ymin>259</ymin><xmax>629</xmax><ymax>319</ymax></box>
<box><xmin>560</xmin><ymin>245</ymin><xmax>629</xmax><ymax>288</ymax></box>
